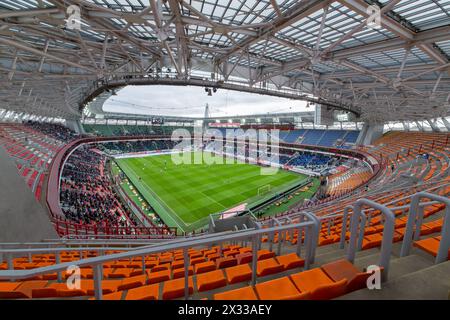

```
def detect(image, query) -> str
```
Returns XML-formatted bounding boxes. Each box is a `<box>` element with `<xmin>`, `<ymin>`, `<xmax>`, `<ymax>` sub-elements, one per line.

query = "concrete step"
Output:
<box><xmin>315</xmin><ymin>243</ymin><xmax>341</xmax><ymax>255</ymax></box>
<box><xmin>354</xmin><ymin>253</ymin><xmax>433</xmax><ymax>280</ymax></box>
<box><xmin>387</xmin><ymin>254</ymin><xmax>434</xmax><ymax>280</ymax></box>
<box><xmin>313</xmin><ymin>247</ymin><xmax>380</xmax><ymax>266</ymax></box>
<box><xmin>338</xmin><ymin>257</ymin><xmax>450</xmax><ymax>300</ymax></box>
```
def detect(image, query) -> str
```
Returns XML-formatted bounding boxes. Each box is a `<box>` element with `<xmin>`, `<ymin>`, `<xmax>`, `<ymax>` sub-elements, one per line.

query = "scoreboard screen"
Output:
<box><xmin>151</xmin><ymin>117</ymin><xmax>164</xmax><ymax>125</ymax></box>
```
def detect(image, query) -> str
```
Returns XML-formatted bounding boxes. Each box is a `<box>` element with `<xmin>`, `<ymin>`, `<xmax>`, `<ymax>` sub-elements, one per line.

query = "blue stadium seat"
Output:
<box><xmin>282</xmin><ymin>130</ymin><xmax>306</xmax><ymax>143</ymax></box>
<box><xmin>344</xmin><ymin>131</ymin><xmax>359</xmax><ymax>143</ymax></box>
<box><xmin>301</xmin><ymin>130</ymin><xmax>325</xmax><ymax>145</ymax></box>
<box><xmin>317</xmin><ymin>130</ymin><xmax>346</xmax><ymax>147</ymax></box>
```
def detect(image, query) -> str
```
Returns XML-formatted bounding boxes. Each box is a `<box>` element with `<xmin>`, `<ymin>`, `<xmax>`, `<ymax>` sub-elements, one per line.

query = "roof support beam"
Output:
<box><xmin>217</xmin><ymin>0</ymin><xmax>330</xmax><ymax>63</ymax></box>
<box><xmin>314</xmin><ymin>5</ymin><xmax>329</xmax><ymax>52</ymax></box>
<box><xmin>441</xmin><ymin>117</ymin><xmax>450</xmax><ymax>131</ymax></box>
<box><xmin>0</xmin><ymin>32</ymin><xmax>96</xmax><ymax>74</ymax></box>
<box><xmin>0</xmin><ymin>7</ymin><xmax>60</xmax><ymax>19</ymax></box>
<box><xmin>416</xmin><ymin>43</ymin><xmax>448</xmax><ymax>65</ymax></box>
<box><xmin>337</xmin><ymin>0</ymin><xmax>448</xmax><ymax>65</ymax></box>
<box><xmin>270</xmin><ymin>0</ymin><xmax>283</xmax><ymax>18</ymax></box>
<box><xmin>332</xmin><ymin>25</ymin><xmax>450</xmax><ymax>60</ymax></box>
<box><xmin>427</xmin><ymin>119</ymin><xmax>441</xmax><ymax>132</ymax></box>
<box><xmin>337</xmin><ymin>0</ymin><xmax>414</xmax><ymax>40</ymax></box>
<box><xmin>8</xmin><ymin>50</ymin><xmax>18</xmax><ymax>81</ymax></box>
<box><xmin>168</xmin><ymin>0</ymin><xmax>190</xmax><ymax>76</ymax></box>
<box><xmin>396</xmin><ymin>48</ymin><xmax>410</xmax><ymax>80</ymax></box>
<box><xmin>75</xmin><ymin>30</ymin><xmax>99</xmax><ymax>71</ymax></box>
<box><xmin>38</xmin><ymin>39</ymin><xmax>49</xmax><ymax>73</ymax></box>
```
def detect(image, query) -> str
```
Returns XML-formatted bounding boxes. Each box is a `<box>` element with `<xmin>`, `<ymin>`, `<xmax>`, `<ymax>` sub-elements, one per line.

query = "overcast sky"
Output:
<box><xmin>103</xmin><ymin>85</ymin><xmax>309</xmax><ymax>118</ymax></box>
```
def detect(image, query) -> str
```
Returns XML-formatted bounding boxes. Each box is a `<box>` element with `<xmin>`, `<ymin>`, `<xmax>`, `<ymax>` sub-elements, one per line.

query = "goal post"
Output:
<box><xmin>258</xmin><ymin>184</ymin><xmax>271</xmax><ymax>196</ymax></box>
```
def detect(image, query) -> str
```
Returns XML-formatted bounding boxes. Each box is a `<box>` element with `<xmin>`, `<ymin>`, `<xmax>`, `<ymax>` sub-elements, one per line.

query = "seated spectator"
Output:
<box><xmin>24</xmin><ymin>120</ymin><xmax>78</xmax><ymax>142</ymax></box>
<box><xmin>59</xmin><ymin>145</ymin><xmax>141</xmax><ymax>230</ymax></box>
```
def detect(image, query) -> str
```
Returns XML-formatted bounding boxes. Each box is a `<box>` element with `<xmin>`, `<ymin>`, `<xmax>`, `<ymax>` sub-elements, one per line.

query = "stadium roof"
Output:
<box><xmin>0</xmin><ymin>0</ymin><xmax>449</xmax><ymax>122</ymax></box>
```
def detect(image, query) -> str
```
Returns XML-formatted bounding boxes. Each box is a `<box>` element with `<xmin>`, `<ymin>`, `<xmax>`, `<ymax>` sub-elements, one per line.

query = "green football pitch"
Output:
<box><xmin>115</xmin><ymin>152</ymin><xmax>310</xmax><ymax>233</ymax></box>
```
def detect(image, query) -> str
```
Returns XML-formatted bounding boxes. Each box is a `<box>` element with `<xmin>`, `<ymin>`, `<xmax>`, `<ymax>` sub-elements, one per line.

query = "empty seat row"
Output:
<box><xmin>0</xmin><ymin>252</ymin><xmax>305</xmax><ymax>300</ymax></box>
<box><xmin>214</xmin><ymin>259</ymin><xmax>372</xmax><ymax>300</ymax></box>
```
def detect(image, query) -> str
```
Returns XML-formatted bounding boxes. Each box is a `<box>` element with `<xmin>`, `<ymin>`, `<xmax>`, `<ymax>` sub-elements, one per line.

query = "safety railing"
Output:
<box><xmin>51</xmin><ymin>217</ymin><xmax>177</xmax><ymax>240</ymax></box>
<box><xmin>303</xmin><ymin>180</ymin><xmax>449</xmax><ymax>226</ymax></box>
<box><xmin>307</xmin><ymin>167</ymin><xmax>450</xmax><ymax>217</ymax></box>
<box><xmin>400</xmin><ymin>192</ymin><xmax>450</xmax><ymax>264</ymax></box>
<box><xmin>279</xmin><ymin>180</ymin><xmax>448</xmax><ymax>229</ymax></box>
<box><xmin>340</xmin><ymin>206</ymin><xmax>353</xmax><ymax>249</ymax></box>
<box><xmin>0</xmin><ymin>214</ymin><xmax>319</xmax><ymax>300</ymax></box>
<box><xmin>347</xmin><ymin>199</ymin><xmax>395</xmax><ymax>281</ymax></box>
<box><xmin>0</xmin><ymin>239</ymin><xmax>167</xmax><ymax>250</ymax></box>
<box><xmin>0</xmin><ymin>231</ymin><xmax>233</xmax><ymax>268</ymax></box>
<box><xmin>349</xmin><ymin>200</ymin><xmax>443</xmax><ymax>251</ymax></box>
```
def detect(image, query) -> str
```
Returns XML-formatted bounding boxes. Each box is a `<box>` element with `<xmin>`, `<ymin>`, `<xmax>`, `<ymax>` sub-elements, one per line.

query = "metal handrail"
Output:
<box><xmin>339</xmin><ymin>206</ymin><xmax>353</xmax><ymax>249</ymax></box>
<box><xmin>0</xmin><ymin>228</ymin><xmax>254</xmax><ymax>259</ymax></box>
<box><xmin>338</xmin><ymin>181</ymin><xmax>448</xmax><ymax>213</ymax></box>
<box><xmin>400</xmin><ymin>192</ymin><xmax>450</xmax><ymax>264</ymax></box>
<box><xmin>314</xmin><ymin>179</ymin><xmax>450</xmax><ymax>216</ymax></box>
<box><xmin>0</xmin><ymin>228</ymin><xmax>250</xmax><ymax>268</ymax></box>
<box><xmin>307</xmin><ymin>181</ymin><xmax>450</xmax><ymax>222</ymax></box>
<box><xmin>0</xmin><ymin>217</ymin><xmax>318</xmax><ymax>300</ymax></box>
<box><xmin>347</xmin><ymin>199</ymin><xmax>395</xmax><ymax>281</ymax></box>
<box><xmin>51</xmin><ymin>219</ymin><xmax>178</xmax><ymax>240</ymax></box>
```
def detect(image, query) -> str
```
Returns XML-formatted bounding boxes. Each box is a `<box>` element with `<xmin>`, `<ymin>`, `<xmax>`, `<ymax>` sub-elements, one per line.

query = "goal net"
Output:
<box><xmin>258</xmin><ymin>184</ymin><xmax>271</xmax><ymax>196</ymax></box>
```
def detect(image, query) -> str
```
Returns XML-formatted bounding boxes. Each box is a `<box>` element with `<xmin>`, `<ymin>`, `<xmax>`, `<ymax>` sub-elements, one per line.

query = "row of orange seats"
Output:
<box><xmin>266</xmin><ymin>200</ymin><xmax>446</xmax><ymax>250</ymax></box>
<box><xmin>214</xmin><ymin>259</ymin><xmax>372</xmax><ymax>300</ymax></box>
<box><xmin>0</xmin><ymin>244</ymin><xmax>305</xmax><ymax>299</ymax></box>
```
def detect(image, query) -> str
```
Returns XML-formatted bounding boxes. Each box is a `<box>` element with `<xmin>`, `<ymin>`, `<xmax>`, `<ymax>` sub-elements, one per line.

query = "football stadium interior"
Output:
<box><xmin>0</xmin><ymin>0</ymin><xmax>449</xmax><ymax>303</ymax></box>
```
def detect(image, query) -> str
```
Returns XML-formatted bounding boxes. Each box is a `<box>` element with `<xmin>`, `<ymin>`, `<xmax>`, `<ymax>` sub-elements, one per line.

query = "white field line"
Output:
<box><xmin>119</xmin><ymin>160</ymin><xmax>186</xmax><ymax>233</ymax></box>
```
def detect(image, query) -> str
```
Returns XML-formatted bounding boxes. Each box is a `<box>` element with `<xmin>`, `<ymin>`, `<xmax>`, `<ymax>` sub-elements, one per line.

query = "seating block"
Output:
<box><xmin>147</xmin><ymin>270</ymin><xmax>171</xmax><ymax>284</ymax></box>
<box><xmin>256</xmin><ymin>258</ymin><xmax>284</xmax><ymax>277</ymax></box>
<box><xmin>216</xmin><ymin>257</ymin><xmax>237</xmax><ymax>269</ymax></box>
<box><xmin>236</xmin><ymin>252</ymin><xmax>253</xmax><ymax>265</ymax></box>
<box><xmin>173</xmin><ymin>267</ymin><xmax>194</xmax><ymax>279</ymax></box>
<box><xmin>255</xmin><ymin>277</ymin><xmax>309</xmax><ymax>300</ymax></box>
<box><xmin>225</xmin><ymin>264</ymin><xmax>252</xmax><ymax>284</ymax></box>
<box><xmin>275</xmin><ymin>253</ymin><xmax>305</xmax><ymax>270</ymax></box>
<box><xmin>257</xmin><ymin>250</ymin><xmax>275</xmax><ymax>260</ymax></box>
<box><xmin>321</xmin><ymin>259</ymin><xmax>369</xmax><ymax>292</ymax></box>
<box><xmin>0</xmin><ymin>282</ymin><xmax>26</xmax><ymax>299</ymax></box>
<box><xmin>194</xmin><ymin>261</ymin><xmax>216</xmax><ymax>274</ymax></box>
<box><xmin>196</xmin><ymin>270</ymin><xmax>227</xmax><ymax>292</ymax></box>
<box><xmin>117</xmin><ymin>275</ymin><xmax>147</xmax><ymax>291</ymax></box>
<box><xmin>162</xmin><ymin>277</ymin><xmax>194</xmax><ymax>300</ymax></box>
<box><xmin>214</xmin><ymin>286</ymin><xmax>258</xmax><ymax>300</ymax></box>
<box><xmin>290</xmin><ymin>268</ymin><xmax>347</xmax><ymax>300</ymax></box>
<box><xmin>125</xmin><ymin>284</ymin><xmax>159</xmax><ymax>300</ymax></box>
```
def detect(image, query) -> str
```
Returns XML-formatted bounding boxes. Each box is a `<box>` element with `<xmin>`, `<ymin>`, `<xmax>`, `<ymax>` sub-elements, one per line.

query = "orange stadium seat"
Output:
<box><xmin>162</xmin><ymin>277</ymin><xmax>194</xmax><ymax>300</ymax></box>
<box><xmin>224</xmin><ymin>264</ymin><xmax>253</xmax><ymax>284</ymax></box>
<box><xmin>196</xmin><ymin>270</ymin><xmax>227</xmax><ymax>292</ymax></box>
<box><xmin>255</xmin><ymin>277</ymin><xmax>309</xmax><ymax>300</ymax></box>
<box><xmin>125</xmin><ymin>284</ymin><xmax>159</xmax><ymax>300</ymax></box>
<box><xmin>214</xmin><ymin>286</ymin><xmax>258</xmax><ymax>300</ymax></box>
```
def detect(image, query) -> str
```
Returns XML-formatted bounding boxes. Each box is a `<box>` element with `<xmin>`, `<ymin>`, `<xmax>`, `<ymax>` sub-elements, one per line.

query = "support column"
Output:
<box><xmin>427</xmin><ymin>119</ymin><xmax>440</xmax><ymax>132</ymax></box>
<box><xmin>441</xmin><ymin>117</ymin><xmax>450</xmax><ymax>131</ymax></box>
<box><xmin>66</xmin><ymin>119</ymin><xmax>85</xmax><ymax>134</ymax></box>
<box><xmin>356</xmin><ymin>122</ymin><xmax>384</xmax><ymax>146</ymax></box>
<box><xmin>415</xmin><ymin>121</ymin><xmax>423</xmax><ymax>131</ymax></box>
